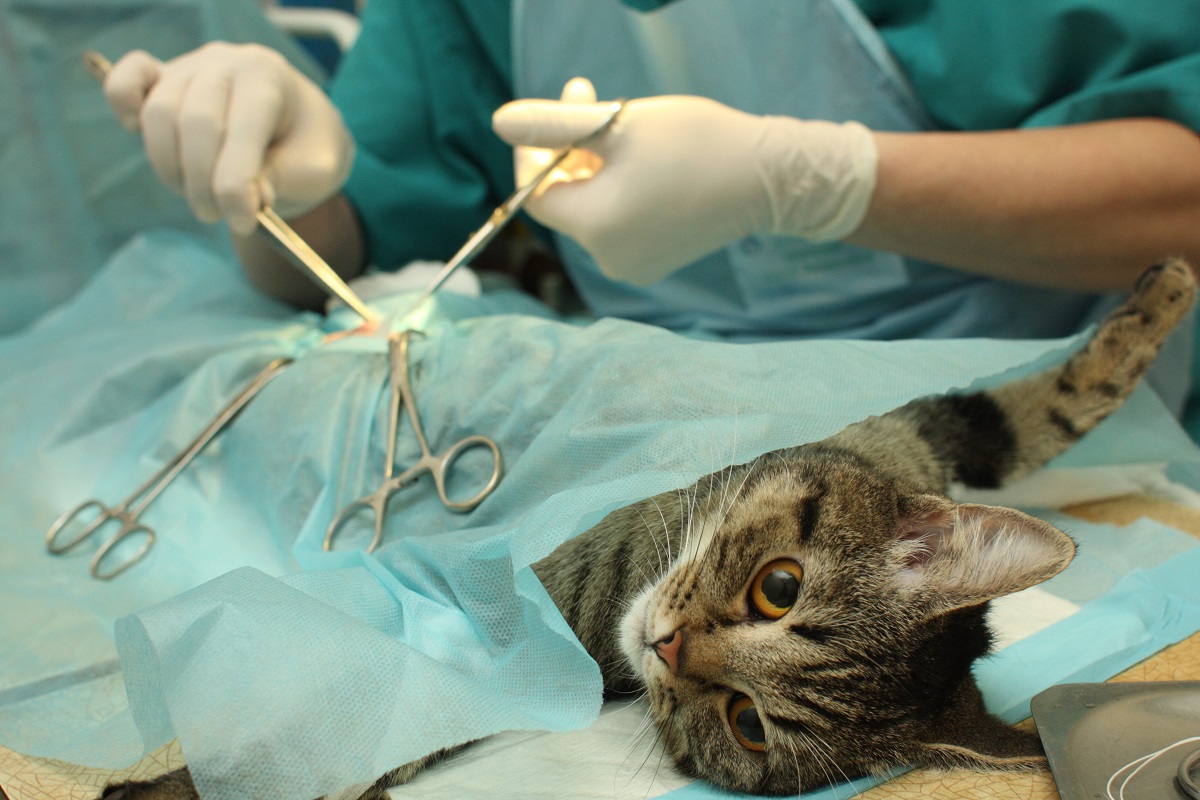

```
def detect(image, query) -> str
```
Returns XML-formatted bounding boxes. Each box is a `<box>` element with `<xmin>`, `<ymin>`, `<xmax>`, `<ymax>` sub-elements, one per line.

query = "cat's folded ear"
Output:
<box><xmin>891</xmin><ymin>497</ymin><xmax>1075</xmax><ymax>612</ymax></box>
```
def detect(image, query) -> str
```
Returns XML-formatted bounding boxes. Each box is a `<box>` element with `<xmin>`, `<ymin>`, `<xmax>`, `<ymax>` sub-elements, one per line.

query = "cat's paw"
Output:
<box><xmin>1122</xmin><ymin>257</ymin><xmax>1197</xmax><ymax>333</ymax></box>
<box><xmin>1065</xmin><ymin>257</ymin><xmax>1196</xmax><ymax>392</ymax></box>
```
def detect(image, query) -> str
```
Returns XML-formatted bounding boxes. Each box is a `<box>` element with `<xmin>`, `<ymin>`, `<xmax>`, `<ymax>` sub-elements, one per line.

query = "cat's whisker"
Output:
<box><xmin>708</xmin><ymin>466</ymin><xmax>735</xmax><ymax>555</ymax></box>
<box><xmin>646</xmin><ymin>495</ymin><xmax>675</xmax><ymax>579</ymax></box>
<box><xmin>801</xmin><ymin>725</ymin><xmax>864</xmax><ymax>798</ymax></box>
<box><xmin>617</xmin><ymin>739</ymin><xmax>656</xmax><ymax>790</ymax></box>
<box><xmin>594</xmin><ymin>648</ymin><xmax>634</xmax><ymax>672</ymax></box>
<box><xmin>770</xmin><ymin>448</ymin><xmax>798</xmax><ymax>487</ymax></box>
<box><xmin>620</xmin><ymin>702</ymin><xmax>657</xmax><ymax>760</ymax></box>
<box><xmin>631</xmin><ymin>507</ymin><xmax>668</xmax><ymax>580</ymax></box>
<box><xmin>789</xmin><ymin>728</ymin><xmax>840</xmax><ymax>796</ymax></box>
<box><xmin>687</xmin><ymin>469</ymin><xmax>733</xmax><ymax>574</ymax></box>
<box><xmin>657</xmin><ymin>494</ymin><xmax>676</xmax><ymax>556</ymax></box>
<box><xmin>617</xmin><ymin>711</ymin><xmax>669</xmax><ymax>797</ymax></box>
<box><xmin>674</xmin><ymin>487</ymin><xmax>692</xmax><ymax>562</ymax></box>
<box><xmin>606</xmin><ymin>670</ymin><xmax>643</xmax><ymax>686</ymax></box>
<box><xmin>630</xmin><ymin>707</ymin><xmax>655</xmax><ymax>750</ymax></box>
<box><xmin>625</xmin><ymin>562</ymin><xmax>658</xmax><ymax>595</ymax></box>
<box><xmin>692</xmin><ymin>461</ymin><xmax>754</xmax><ymax>578</ymax></box>
<box><xmin>633</xmin><ymin>506</ymin><xmax>672</xmax><ymax>582</ymax></box>
<box><xmin>788</xmin><ymin>748</ymin><xmax>806</xmax><ymax>799</ymax></box>
<box><xmin>641</xmin><ymin>732</ymin><xmax>671</xmax><ymax>800</ymax></box>
<box><xmin>685</xmin><ymin>483</ymin><xmax>708</xmax><ymax>565</ymax></box>
<box><xmin>603</xmin><ymin>592</ymin><xmax>634</xmax><ymax>613</ymax></box>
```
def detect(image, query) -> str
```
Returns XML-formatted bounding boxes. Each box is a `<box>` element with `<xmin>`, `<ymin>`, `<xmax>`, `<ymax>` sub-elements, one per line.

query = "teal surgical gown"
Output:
<box><xmin>329</xmin><ymin>0</ymin><xmax>1200</xmax><ymax>422</ymax></box>
<box><xmin>331</xmin><ymin>0</ymin><xmax>1200</xmax><ymax>275</ymax></box>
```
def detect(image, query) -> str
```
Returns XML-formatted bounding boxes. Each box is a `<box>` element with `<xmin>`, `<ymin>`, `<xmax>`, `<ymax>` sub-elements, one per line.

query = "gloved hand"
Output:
<box><xmin>104</xmin><ymin>42</ymin><xmax>355</xmax><ymax>236</ymax></box>
<box><xmin>492</xmin><ymin>78</ymin><xmax>878</xmax><ymax>286</ymax></box>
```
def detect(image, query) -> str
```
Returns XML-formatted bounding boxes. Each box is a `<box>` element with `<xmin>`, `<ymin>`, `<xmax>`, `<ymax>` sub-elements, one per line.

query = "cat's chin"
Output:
<box><xmin>618</xmin><ymin>583</ymin><xmax>656</xmax><ymax>683</ymax></box>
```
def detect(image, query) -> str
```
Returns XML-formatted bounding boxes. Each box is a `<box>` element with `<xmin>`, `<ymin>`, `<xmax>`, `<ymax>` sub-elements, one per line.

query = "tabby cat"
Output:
<box><xmin>106</xmin><ymin>259</ymin><xmax>1196</xmax><ymax>799</ymax></box>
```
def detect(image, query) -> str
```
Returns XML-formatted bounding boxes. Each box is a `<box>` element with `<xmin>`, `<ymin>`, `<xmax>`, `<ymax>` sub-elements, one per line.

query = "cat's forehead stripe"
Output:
<box><xmin>711</xmin><ymin>534</ymin><xmax>732</xmax><ymax>574</ymax></box>
<box><xmin>609</xmin><ymin>535</ymin><xmax>635</xmax><ymax>619</ymax></box>
<box><xmin>796</xmin><ymin>486</ymin><xmax>824</xmax><ymax>542</ymax></box>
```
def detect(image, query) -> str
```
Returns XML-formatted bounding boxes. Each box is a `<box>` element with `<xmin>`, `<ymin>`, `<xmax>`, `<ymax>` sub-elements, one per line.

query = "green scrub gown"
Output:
<box><xmin>328</xmin><ymin>0</ymin><xmax>1200</xmax><ymax>428</ymax></box>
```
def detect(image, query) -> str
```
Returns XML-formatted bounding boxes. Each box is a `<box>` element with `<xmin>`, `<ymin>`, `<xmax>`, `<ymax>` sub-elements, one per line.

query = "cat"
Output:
<box><xmin>105</xmin><ymin>259</ymin><xmax>1196</xmax><ymax>799</ymax></box>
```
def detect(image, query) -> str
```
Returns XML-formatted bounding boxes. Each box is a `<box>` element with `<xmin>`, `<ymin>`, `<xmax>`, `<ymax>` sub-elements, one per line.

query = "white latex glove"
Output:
<box><xmin>104</xmin><ymin>42</ymin><xmax>354</xmax><ymax>236</ymax></box>
<box><xmin>492</xmin><ymin>78</ymin><xmax>878</xmax><ymax>286</ymax></box>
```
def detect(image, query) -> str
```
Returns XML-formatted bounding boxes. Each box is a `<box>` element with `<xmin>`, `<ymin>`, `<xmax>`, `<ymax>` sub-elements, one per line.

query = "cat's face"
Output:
<box><xmin>618</xmin><ymin>448</ymin><xmax>1073</xmax><ymax>794</ymax></box>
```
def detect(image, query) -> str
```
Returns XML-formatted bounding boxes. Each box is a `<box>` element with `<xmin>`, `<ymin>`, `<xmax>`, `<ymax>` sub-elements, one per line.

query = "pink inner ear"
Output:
<box><xmin>896</xmin><ymin>502</ymin><xmax>1077</xmax><ymax>604</ymax></box>
<box><xmin>898</xmin><ymin>511</ymin><xmax>954</xmax><ymax>571</ymax></box>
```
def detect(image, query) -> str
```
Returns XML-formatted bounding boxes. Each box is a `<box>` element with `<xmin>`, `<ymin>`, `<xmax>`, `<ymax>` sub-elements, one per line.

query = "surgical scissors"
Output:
<box><xmin>46</xmin><ymin>358</ymin><xmax>292</xmax><ymax>579</ymax></box>
<box><xmin>396</xmin><ymin>98</ymin><xmax>627</xmax><ymax>320</ymax></box>
<box><xmin>324</xmin><ymin>330</ymin><xmax>502</xmax><ymax>554</ymax></box>
<box><xmin>82</xmin><ymin>51</ymin><xmax>379</xmax><ymax>327</ymax></box>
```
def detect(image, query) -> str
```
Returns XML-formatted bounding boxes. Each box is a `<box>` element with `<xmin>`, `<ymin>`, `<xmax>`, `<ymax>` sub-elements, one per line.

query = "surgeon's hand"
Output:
<box><xmin>103</xmin><ymin>43</ymin><xmax>354</xmax><ymax>236</ymax></box>
<box><xmin>492</xmin><ymin>78</ymin><xmax>878</xmax><ymax>286</ymax></box>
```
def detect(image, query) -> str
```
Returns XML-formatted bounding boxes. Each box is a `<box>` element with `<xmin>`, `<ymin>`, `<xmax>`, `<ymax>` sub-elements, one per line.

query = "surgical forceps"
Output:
<box><xmin>45</xmin><ymin>358</ymin><xmax>292</xmax><ymax>579</ymax></box>
<box><xmin>324</xmin><ymin>330</ymin><xmax>501</xmax><ymax>554</ymax></box>
<box><xmin>82</xmin><ymin>51</ymin><xmax>379</xmax><ymax>327</ymax></box>
<box><xmin>397</xmin><ymin>98</ymin><xmax>627</xmax><ymax>319</ymax></box>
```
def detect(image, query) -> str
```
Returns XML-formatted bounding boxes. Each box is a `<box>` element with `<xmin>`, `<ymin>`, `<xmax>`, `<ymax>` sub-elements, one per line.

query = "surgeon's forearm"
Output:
<box><xmin>233</xmin><ymin>192</ymin><xmax>367</xmax><ymax>311</ymax></box>
<box><xmin>845</xmin><ymin>118</ymin><xmax>1200</xmax><ymax>292</ymax></box>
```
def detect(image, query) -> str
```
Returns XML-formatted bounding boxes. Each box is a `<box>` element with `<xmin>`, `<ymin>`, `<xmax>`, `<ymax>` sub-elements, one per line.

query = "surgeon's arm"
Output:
<box><xmin>848</xmin><ymin>118</ymin><xmax>1200</xmax><ymax>292</ymax></box>
<box><xmin>232</xmin><ymin>192</ymin><xmax>366</xmax><ymax>311</ymax></box>
<box><xmin>103</xmin><ymin>43</ymin><xmax>365</xmax><ymax>310</ymax></box>
<box><xmin>495</xmin><ymin>86</ymin><xmax>1200</xmax><ymax>292</ymax></box>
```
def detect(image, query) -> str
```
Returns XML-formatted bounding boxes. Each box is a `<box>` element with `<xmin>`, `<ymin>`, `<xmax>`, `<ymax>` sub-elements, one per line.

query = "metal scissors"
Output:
<box><xmin>324</xmin><ymin>330</ymin><xmax>502</xmax><ymax>553</ymax></box>
<box><xmin>396</xmin><ymin>98</ymin><xmax>627</xmax><ymax>319</ymax></box>
<box><xmin>82</xmin><ymin>50</ymin><xmax>379</xmax><ymax>327</ymax></box>
<box><xmin>45</xmin><ymin>358</ymin><xmax>292</xmax><ymax>579</ymax></box>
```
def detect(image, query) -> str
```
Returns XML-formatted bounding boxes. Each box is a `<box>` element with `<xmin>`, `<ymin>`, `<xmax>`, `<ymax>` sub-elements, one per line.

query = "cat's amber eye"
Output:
<box><xmin>728</xmin><ymin>695</ymin><xmax>767</xmax><ymax>751</ymax></box>
<box><xmin>748</xmin><ymin>558</ymin><xmax>803</xmax><ymax>619</ymax></box>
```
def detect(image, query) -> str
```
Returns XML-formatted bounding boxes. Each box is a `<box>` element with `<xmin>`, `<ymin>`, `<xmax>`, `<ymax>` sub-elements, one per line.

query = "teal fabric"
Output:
<box><xmin>329</xmin><ymin>0</ymin><xmax>516</xmax><ymax>271</ymax></box>
<box><xmin>7</xmin><ymin>233</ymin><xmax>1199</xmax><ymax>799</ymax></box>
<box><xmin>332</xmin><ymin>0</ymin><xmax>1200</xmax><ymax>425</ymax></box>
<box><xmin>2</xmin><ymin>2</ymin><xmax>1199</xmax><ymax>797</ymax></box>
<box><xmin>333</xmin><ymin>0</ymin><xmax>1200</xmax><ymax>274</ymax></box>
<box><xmin>852</xmin><ymin>1</ymin><xmax>1200</xmax><ymax>131</ymax></box>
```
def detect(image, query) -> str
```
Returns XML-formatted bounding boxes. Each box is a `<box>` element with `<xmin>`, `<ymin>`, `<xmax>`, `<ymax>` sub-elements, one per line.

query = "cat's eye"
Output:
<box><xmin>748</xmin><ymin>558</ymin><xmax>803</xmax><ymax>619</ymax></box>
<box><xmin>728</xmin><ymin>695</ymin><xmax>767</xmax><ymax>752</ymax></box>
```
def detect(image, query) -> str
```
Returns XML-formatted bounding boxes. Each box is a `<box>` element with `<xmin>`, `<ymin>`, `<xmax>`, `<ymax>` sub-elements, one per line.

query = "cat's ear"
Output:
<box><xmin>893</xmin><ymin>499</ymin><xmax>1075</xmax><ymax>611</ymax></box>
<box><xmin>912</xmin><ymin>680</ymin><xmax>1047</xmax><ymax>771</ymax></box>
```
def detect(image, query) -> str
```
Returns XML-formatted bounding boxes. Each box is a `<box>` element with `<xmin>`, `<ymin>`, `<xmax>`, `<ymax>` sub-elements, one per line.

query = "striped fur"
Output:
<box><xmin>533</xmin><ymin>259</ymin><xmax>1196</xmax><ymax>794</ymax></box>
<box><xmin>104</xmin><ymin>261</ymin><xmax>1196</xmax><ymax>799</ymax></box>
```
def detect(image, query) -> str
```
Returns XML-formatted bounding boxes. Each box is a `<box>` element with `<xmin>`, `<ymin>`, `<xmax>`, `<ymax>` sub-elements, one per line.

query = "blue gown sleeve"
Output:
<box><xmin>854</xmin><ymin>1</ymin><xmax>1200</xmax><ymax>133</ymax></box>
<box><xmin>328</xmin><ymin>0</ymin><xmax>516</xmax><ymax>270</ymax></box>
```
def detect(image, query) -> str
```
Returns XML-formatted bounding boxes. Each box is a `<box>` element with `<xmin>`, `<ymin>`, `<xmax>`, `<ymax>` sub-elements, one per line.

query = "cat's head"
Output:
<box><xmin>619</xmin><ymin>445</ymin><xmax>1075</xmax><ymax>794</ymax></box>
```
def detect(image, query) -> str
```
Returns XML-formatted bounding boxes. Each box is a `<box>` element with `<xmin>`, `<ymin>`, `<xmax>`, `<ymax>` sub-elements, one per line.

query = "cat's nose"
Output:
<box><xmin>653</xmin><ymin>628</ymin><xmax>684</xmax><ymax>674</ymax></box>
